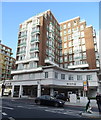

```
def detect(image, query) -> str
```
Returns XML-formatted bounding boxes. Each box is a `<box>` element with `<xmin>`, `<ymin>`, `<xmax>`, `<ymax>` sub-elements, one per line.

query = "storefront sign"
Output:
<box><xmin>67</xmin><ymin>82</ymin><xmax>76</xmax><ymax>86</ymax></box>
<box><xmin>5</xmin><ymin>83</ymin><xmax>11</xmax><ymax>86</ymax></box>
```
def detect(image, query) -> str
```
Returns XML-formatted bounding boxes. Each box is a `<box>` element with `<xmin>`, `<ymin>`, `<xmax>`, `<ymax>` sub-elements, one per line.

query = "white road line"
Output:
<box><xmin>2</xmin><ymin>112</ymin><xmax>7</xmax><ymax>116</ymax></box>
<box><xmin>28</xmin><ymin>105</ymin><xmax>35</xmax><ymax>106</ymax></box>
<box><xmin>2</xmin><ymin>107</ymin><xmax>14</xmax><ymax>110</ymax></box>
<box><xmin>37</xmin><ymin>106</ymin><xmax>48</xmax><ymax>109</ymax></box>
<box><xmin>8</xmin><ymin>117</ymin><xmax>15</xmax><ymax>120</ymax></box>
<box><xmin>17</xmin><ymin>106</ymin><xmax>24</xmax><ymax>108</ymax></box>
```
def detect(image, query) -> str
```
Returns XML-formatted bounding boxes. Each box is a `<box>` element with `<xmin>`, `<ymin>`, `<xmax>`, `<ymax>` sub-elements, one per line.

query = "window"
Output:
<box><xmin>77</xmin><ymin>75</ymin><xmax>82</xmax><ymax>80</ymax></box>
<box><xmin>86</xmin><ymin>75</ymin><xmax>92</xmax><ymax>80</ymax></box>
<box><xmin>18</xmin><ymin>75</ymin><xmax>23</xmax><ymax>80</ymax></box>
<box><xmin>17</xmin><ymin>63</ymin><xmax>23</xmax><ymax>70</ymax></box>
<box><xmin>68</xmin><ymin>41</ymin><xmax>72</xmax><ymax>47</ymax></box>
<box><xmin>68</xmin><ymin>29</ymin><xmax>71</xmax><ymax>34</ymax></box>
<box><xmin>45</xmin><ymin>72</ymin><xmax>48</xmax><ymax>78</ymax></box>
<box><xmin>64</xmin><ymin>30</ymin><xmax>67</xmax><ymax>35</ymax></box>
<box><xmin>73</xmin><ymin>20</ymin><xmax>77</xmax><ymax>26</ymax></box>
<box><xmin>82</xmin><ymin>52</ymin><xmax>86</xmax><ymax>59</ymax></box>
<box><xmin>69</xmin><ymin>55</ymin><xmax>72</xmax><ymax>61</ymax></box>
<box><xmin>74</xmin><ymin>53</ymin><xmax>82</xmax><ymax>60</ymax></box>
<box><xmin>81</xmin><ymin>31</ymin><xmax>84</xmax><ymax>37</ymax></box>
<box><xmin>64</xmin><ymin>43</ymin><xmax>67</xmax><ymax>48</ymax></box>
<box><xmin>29</xmin><ymin>74</ymin><xmax>34</xmax><ymax>79</ymax></box>
<box><xmin>69</xmin><ymin>48</ymin><xmax>72</xmax><ymax>54</ymax></box>
<box><xmin>64</xmin><ymin>36</ymin><xmax>67</xmax><ymax>42</ymax></box>
<box><xmin>69</xmin><ymin>62</ymin><xmax>73</xmax><ymax>66</ymax></box>
<box><xmin>61</xmin><ymin>74</ymin><xmax>65</xmax><ymax>80</ymax></box>
<box><xmin>68</xmin><ymin>23</ymin><xmax>71</xmax><ymax>28</ymax></box>
<box><xmin>60</xmin><ymin>26</ymin><xmax>62</xmax><ymax>30</ymax></box>
<box><xmin>68</xmin><ymin>35</ymin><xmax>71</xmax><ymax>40</ymax></box>
<box><xmin>60</xmin><ymin>32</ymin><xmax>62</xmax><ymax>36</ymax></box>
<box><xmin>60</xmin><ymin>57</ymin><xmax>63</xmax><ymax>63</ymax></box>
<box><xmin>82</xmin><ymin>38</ymin><xmax>85</xmax><ymax>44</ymax></box>
<box><xmin>64</xmin><ymin>49</ymin><xmax>67</xmax><ymax>55</ymax></box>
<box><xmin>80</xmin><ymin>25</ymin><xmax>84</xmax><ymax>31</ymax></box>
<box><xmin>68</xmin><ymin>75</ymin><xmax>74</xmax><ymax>80</ymax></box>
<box><xmin>64</xmin><ymin>56</ymin><xmax>67</xmax><ymax>62</ymax></box>
<box><xmin>74</xmin><ymin>61</ymin><xmax>81</xmax><ymax>65</ymax></box>
<box><xmin>64</xmin><ymin>63</ymin><xmax>68</xmax><ymax>68</ymax></box>
<box><xmin>82</xmin><ymin>45</ymin><xmax>86</xmax><ymax>51</ymax></box>
<box><xmin>55</xmin><ymin>72</ymin><xmax>58</xmax><ymax>79</ymax></box>
<box><xmin>82</xmin><ymin>60</ymin><xmax>87</xmax><ymax>64</ymax></box>
<box><xmin>63</xmin><ymin>24</ymin><xmax>66</xmax><ymax>29</ymax></box>
<box><xmin>96</xmin><ymin>60</ymin><xmax>100</xmax><ymax>67</ymax></box>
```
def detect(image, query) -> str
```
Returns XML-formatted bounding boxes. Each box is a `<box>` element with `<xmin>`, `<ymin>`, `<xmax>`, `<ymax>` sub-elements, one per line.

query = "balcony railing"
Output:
<box><xmin>31</xmin><ymin>30</ymin><xmax>40</xmax><ymax>35</ymax></box>
<box><xmin>17</xmin><ymin>51</ymin><xmax>26</xmax><ymax>54</ymax></box>
<box><xmin>18</xmin><ymin>42</ymin><xmax>26</xmax><ymax>46</ymax></box>
<box><xmin>31</xmin><ymin>39</ymin><xmax>39</xmax><ymax>43</ymax></box>
<box><xmin>30</xmin><ymin>48</ymin><xmax>39</xmax><ymax>52</ymax></box>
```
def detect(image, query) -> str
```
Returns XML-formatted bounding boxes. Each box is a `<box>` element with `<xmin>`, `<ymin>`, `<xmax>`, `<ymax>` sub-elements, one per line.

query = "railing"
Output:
<box><xmin>31</xmin><ymin>39</ymin><xmax>39</xmax><ymax>43</ymax></box>
<box><xmin>30</xmin><ymin>48</ymin><xmax>39</xmax><ymax>51</ymax></box>
<box><xmin>17</xmin><ymin>51</ymin><xmax>26</xmax><ymax>54</ymax></box>
<box><xmin>18</xmin><ymin>42</ymin><xmax>26</xmax><ymax>46</ymax></box>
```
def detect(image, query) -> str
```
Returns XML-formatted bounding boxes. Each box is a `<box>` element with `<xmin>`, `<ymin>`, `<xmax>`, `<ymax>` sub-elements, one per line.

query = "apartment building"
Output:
<box><xmin>60</xmin><ymin>17</ymin><xmax>99</xmax><ymax>69</ymax></box>
<box><xmin>15</xmin><ymin>10</ymin><xmax>60</xmax><ymax>75</ymax></box>
<box><xmin>0</xmin><ymin>41</ymin><xmax>15</xmax><ymax>81</ymax></box>
<box><xmin>10</xmin><ymin>10</ymin><xmax>100</xmax><ymax>98</ymax></box>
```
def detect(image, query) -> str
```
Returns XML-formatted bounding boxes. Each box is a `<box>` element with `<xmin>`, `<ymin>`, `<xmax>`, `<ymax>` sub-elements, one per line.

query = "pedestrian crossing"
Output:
<box><xmin>45</xmin><ymin>108</ymin><xmax>82</xmax><ymax>117</ymax></box>
<box><xmin>2</xmin><ymin>103</ymin><xmax>82</xmax><ymax>118</ymax></box>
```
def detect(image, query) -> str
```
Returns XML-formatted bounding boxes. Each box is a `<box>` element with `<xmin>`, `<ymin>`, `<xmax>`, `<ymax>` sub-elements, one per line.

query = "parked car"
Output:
<box><xmin>35</xmin><ymin>95</ymin><xmax>65</xmax><ymax>107</ymax></box>
<box><xmin>56</xmin><ymin>94</ymin><xmax>67</xmax><ymax>101</ymax></box>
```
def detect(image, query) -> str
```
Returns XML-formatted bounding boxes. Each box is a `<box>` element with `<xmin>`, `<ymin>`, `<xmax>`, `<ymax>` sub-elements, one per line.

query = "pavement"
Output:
<box><xmin>65</xmin><ymin>100</ymin><xmax>101</xmax><ymax>118</ymax></box>
<box><xmin>1</xmin><ymin>96</ymin><xmax>101</xmax><ymax>118</ymax></box>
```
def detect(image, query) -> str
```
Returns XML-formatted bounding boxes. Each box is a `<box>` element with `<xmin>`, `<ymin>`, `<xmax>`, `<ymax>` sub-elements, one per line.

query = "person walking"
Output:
<box><xmin>85</xmin><ymin>98</ymin><xmax>93</xmax><ymax>114</ymax></box>
<box><xmin>96</xmin><ymin>92</ymin><xmax>101</xmax><ymax>114</ymax></box>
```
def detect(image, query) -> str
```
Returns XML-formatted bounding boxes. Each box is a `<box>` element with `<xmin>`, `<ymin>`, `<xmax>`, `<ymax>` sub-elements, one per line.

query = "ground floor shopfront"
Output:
<box><xmin>1</xmin><ymin>66</ymin><xmax>99</xmax><ymax>98</ymax></box>
<box><xmin>10</xmin><ymin>84</ymin><xmax>97</xmax><ymax>99</ymax></box>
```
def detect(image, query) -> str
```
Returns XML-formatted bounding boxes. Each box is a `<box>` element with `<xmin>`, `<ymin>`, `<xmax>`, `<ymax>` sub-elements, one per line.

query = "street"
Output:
<box><xmin>0</xmin><ymin>98</ymin><xmax>99</xmax><ymax>120</ymax></box>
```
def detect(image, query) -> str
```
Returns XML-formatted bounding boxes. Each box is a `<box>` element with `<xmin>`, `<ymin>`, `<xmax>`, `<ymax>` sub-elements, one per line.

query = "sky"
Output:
<box><xmin>1</xmin><ymin>2</ymin><xmax>100</xmax><ymax>58</ymax></box>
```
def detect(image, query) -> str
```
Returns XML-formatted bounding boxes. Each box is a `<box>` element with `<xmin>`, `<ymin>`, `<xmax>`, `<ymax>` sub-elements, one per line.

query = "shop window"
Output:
<box><xmin>61</xmin><ymin>74</ymin><xmax>65</xmax><ymax>80</ymax></box>
<box><xmin>45</xmin><ymin>72</ymin><xmax>48</xmax><ymax>78</ymax></box>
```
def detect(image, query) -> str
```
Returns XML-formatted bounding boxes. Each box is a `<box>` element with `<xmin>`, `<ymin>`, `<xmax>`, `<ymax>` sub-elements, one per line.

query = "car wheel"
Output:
<box><xmin>54</xmin><ymin>103</ymin><xmax>59</xmax><ymax>107</ymax></box>
<box><xmin>36</xmin><ymin>100</ymin><xmax>41</xmax><ymax>105</ymax></box>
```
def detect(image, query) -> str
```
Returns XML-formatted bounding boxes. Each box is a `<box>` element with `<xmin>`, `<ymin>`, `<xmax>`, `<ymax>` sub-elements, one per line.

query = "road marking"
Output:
<box><xmin>2</xmin><ymin>112</ymin><xmax>7</xmax><ymax>116</ymax></box>
<box><xmin>8</xmin><ymin>117</ymin><xmax>15</xmax><ymax>120</ymax></box>
<box><xmin>28</xmin><ymin>105</ymin><xmax>35</xmax><ymax>106</ymax></box>
<box><xmin>17</xmin><ymin>106</ymin><xmax>24</xmax><ymax>108</ymax></box>
<box><xmin>37</xmin><ymin>106</ymin><xmax>48</xmax><ymax>109</ymax></box>
<box><xmin>3</xmin><ymin>107</ymin><xmax>14</xmax><ymax>110</ymax></box>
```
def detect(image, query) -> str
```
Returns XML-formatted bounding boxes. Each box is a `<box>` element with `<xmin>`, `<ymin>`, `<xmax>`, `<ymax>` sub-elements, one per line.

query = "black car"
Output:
<box><xmin>35</xmin><ymin>95</ymin><xmax>65</xmax><ymax>107</ymax></box>
<box><xmin>56</xmin><ymin>94</ymin><xmax>67</xmax><ymax>101</ymax></box>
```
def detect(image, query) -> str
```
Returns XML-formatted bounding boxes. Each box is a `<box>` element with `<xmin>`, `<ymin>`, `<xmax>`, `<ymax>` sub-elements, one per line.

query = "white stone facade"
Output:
<box><xmin>5</xmin><ymin>66</ymin><xmax>99</xmax><ymax>98</ymax></box>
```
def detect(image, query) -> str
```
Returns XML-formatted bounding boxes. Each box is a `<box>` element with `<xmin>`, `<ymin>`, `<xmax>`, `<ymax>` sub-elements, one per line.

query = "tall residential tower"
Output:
<box><xmin>60</xmin><ymin>17</ymin><xmax>99</xmax><ymax>69</ymax></box>
<box><xmin>0</xmin><ymin>41</ymin><xmax>15</xmax><ymax>81</ymax></box>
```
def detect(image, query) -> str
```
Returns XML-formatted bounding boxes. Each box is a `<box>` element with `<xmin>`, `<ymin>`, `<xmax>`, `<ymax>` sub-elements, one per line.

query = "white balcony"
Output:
<box><xmin>11</xmin><ymin>67</ymin><xmax>42</xmax><ymax>75</ymax></box>
<box><xmin>68</xmin><ymin>64</ymin><xmax>89</xmax><ymax>69</ymax></box>
<box><xmin>16</xmin><ymin>57</ymin><xmax>39</xmax><ymax>64</ymax></box>
<box><xmin>45</xmin><ymin>59</ymin><xmax>59</xmax><ymax>67</ymax></box>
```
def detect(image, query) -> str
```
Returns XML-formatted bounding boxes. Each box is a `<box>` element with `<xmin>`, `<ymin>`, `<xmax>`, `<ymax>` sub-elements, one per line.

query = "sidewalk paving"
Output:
<box><xmin>65</xmin><ymin>100</ymin><xmax>101</xmax><ymax>118</ymax></box>
<box><xmin>81</xmin><ymin>111</ymin><xmax>101</xmax><ymax>118</ymax></box>
<box><xmin>65</xmin><ymin>99</ymin><xmax>97</xmax><ymax>108</ymax></box>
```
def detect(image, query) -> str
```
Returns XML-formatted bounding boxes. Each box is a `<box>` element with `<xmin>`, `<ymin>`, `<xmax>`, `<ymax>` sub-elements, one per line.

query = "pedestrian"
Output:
<box><xmin>96</xmin><ymin>92</ymin><xmax>101</xmax><ymax>114</ymax></box>
<box><xmin>85</xmin><ymin>98</ymin><xmax>93</xmax><ymax>114</ymax></box>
